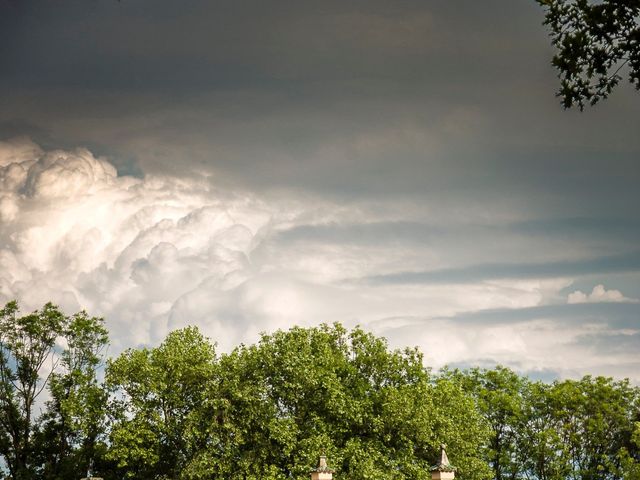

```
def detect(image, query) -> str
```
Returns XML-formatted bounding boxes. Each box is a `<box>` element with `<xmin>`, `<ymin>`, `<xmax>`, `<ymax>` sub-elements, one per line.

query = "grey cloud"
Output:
<box><xmin>277</xmin><ymin>221</ymin><xmax>447</xmax><ymax>245</ymax></box>
<box><xmin>442</xmin><ymin>301</ymin><xmax>640</xmax><ymax>326</ymax></box>
<box><xmin>0</xmin><ymin>0</ymin><xmax>543</xmax><ymax>91</ymax></box>
<box><xmin>374</xmin><ymin>302</ymin><xmax>640</xmax><ymax>333</ymax></box>
<box><xmin>276</xmin><ymin>217</ymin><xmax>640</xmax><ymax>252</ymax></box>
<box><xmin>362</xmin><ymin>251</ymin><xmax>640</xmax><ymax>285</ymax></box>
<box><xmin>511</xmin><ymin>217</ymin><xmax>640</xmax><ymax>240</ymax></box>
<box><xmin>1</xmin><ymin>0</ymin><xmax>639</xmax><ymax>209</ymax></box>
<box><xmin>577</xmin><ymin>331</ymin><xmax>640</xmax><ymax>355</ymax></box>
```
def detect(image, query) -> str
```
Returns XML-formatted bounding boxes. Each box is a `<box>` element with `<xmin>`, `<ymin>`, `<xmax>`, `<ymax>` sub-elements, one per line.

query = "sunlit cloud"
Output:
<box><xmin>1</xmin><ymin>138</ymin><xmax>638</xmax><ymax>382</ymax></box>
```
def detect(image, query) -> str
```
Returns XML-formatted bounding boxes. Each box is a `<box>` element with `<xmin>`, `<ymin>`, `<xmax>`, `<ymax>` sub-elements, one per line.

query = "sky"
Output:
<box><xmin>1</xmin><ymin>0</ymin><xmax>639</xmax><ymax>382</ymax></box>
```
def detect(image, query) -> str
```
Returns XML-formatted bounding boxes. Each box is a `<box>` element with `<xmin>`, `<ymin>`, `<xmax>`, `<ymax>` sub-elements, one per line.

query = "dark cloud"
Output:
<box><xmin>442</xmin><ymin>301</ymin><xmax>640</xmax><ymax>326</ymax></box>
<box><xmin>277</xmin><ymin>217</ymin><xmax>640</xmax><ymax>250</ymax></box>
<box><xmin>1</xmin><ymin>0</ymin><xmax>638</xmax><ymax>205</ymax></box>
<box><xmin>0</xmin><ymin>0</ymin><xmax>543</xmax><ymax>91</ymax></box>
<box><xmin>362</xmin><ymin>251</ymin><xmax>640</xmax><ymax>285</ymax></box>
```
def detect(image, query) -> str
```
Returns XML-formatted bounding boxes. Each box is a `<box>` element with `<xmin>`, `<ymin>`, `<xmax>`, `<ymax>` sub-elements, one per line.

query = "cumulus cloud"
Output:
<box><xmin>0</xmin><ymin>137</ymin><xmax>276</xmax><ymax>347</ymax></box>
<box><xmin>1</xmin><ymin>138</ymin><xmax>638</xmax><ymax>382</ymax></box>
<box><xmin>0</xmin><ymin>138</ymin><xmax>553</xmax><ymax>342</ymax></box>
<box><xmin>567</xmin><ymin>284</ymin><xmax>638</xmax><ymax>304</ymax></box>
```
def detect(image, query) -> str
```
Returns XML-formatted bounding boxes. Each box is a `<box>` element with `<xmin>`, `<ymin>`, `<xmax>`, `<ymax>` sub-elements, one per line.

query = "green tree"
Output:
<box><xmin>518</xmin><ymin>376</ymin><xmax>639</xmax><ymax>480</ymax></box>
<box><xmin>551</xmin><ymin>376</ymin><xmax>638</xmax><ymax>480</ymax></box>
<box><xmin>106</xmin><ymin>326</ymin><xmax>217</xmax><ymax>479</ymax></box>
<box><xmin>192</xmin><ymin>324</ymin><xmax>491</xmax><ymax>480</ymax></box>
<box><xmin>536</xmin><ymin>0</ymin><xmax>640</xmax><ymax>109</ymax></box>
<box><xmin>106</xmin><ymin>323</ymin><xmax>491</xmax><ymax>480</ymax></box>
<box><xmin>449</xmin><ymin>366</ymin><xmax>528</xmax><ymax>480</ymax></box>
<box><xmin>619</xmin><ymin>422</ymin><xmax>640</xmax><ymax>480</ymax></box>
<box><xmin>517</xmin><ymin>381</ymin><xmax>569</xmax><ymax>480</ymax></box>
<box><xmin>34</xmin><ymin>311</ymin><xmax>110</xmax><ymax>479</ymax></box>
<box><xmin>0</xmin><ymin>301</ymin><xmax>66</xmax><ymax>479</ymax></box>
<box><xmin>0</xmin><ymin>301</ymin><xmax>109</xmax><ymax>480</ymax></box>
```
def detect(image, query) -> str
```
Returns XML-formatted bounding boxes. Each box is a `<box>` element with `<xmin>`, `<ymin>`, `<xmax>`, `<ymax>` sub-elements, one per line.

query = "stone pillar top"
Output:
<box><xmin>430</xmin><ymin>444</ymin><xmax>456</xmax><ymax>480</ymax></box>
<box><xmin>311</xmin><ymin>455</ymin><xmax>334</xmax><ymax>479</ymax></box>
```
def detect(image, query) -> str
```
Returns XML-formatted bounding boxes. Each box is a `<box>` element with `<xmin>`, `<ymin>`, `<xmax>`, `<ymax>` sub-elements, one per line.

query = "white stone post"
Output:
<box><xmin>430</xmin><ymin>444</ymin><xmax>456</xmax><ymax>480</ymax></box>
<box><xmin>311</xmin><ymin>455</ymin><xmax>334</xmax><ymax>480</ymax></box>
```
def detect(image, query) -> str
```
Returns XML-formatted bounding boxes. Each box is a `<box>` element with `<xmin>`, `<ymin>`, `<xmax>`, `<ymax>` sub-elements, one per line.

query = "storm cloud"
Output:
<box><xmin>0</xmin><ymin>0</ymin><xmax>638</xmax><ymax>381</ymax></box>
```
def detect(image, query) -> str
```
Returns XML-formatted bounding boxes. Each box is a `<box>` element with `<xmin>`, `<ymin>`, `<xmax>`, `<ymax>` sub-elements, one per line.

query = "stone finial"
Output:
<box><xmin>80</xmin><ymin>461</ymin><xmax>103</xmax><ymax>480</ymax></box>
<box><xmin>430</xmin><ymin>444</ymin><xmax>456</xmax><ymax>480</ymax></box>
<box><xmin>311</xmin><ymin>455</ymin><xmax>334</xmax><ymax>480</ymax></box>
<box><xmin>80</xmin><ymin>472</ymin><xmax>103</xmax><ymax>480</ymax></box>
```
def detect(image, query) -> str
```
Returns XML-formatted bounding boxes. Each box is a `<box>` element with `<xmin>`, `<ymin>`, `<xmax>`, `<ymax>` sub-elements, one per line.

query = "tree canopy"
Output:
<box><xmin>537</xmin><ymin>0</ymin><xmax>640</xmax><ymax>109</ymax></box>
<box><xmin>106</xmin><ymin>323</ymin><xmax>491</xmax><ymax>480</ymax></box>
<box><xmin>0</xmin><ymin>301</ymin><xmax>108</xmax><ymax>480</ymax></box>
<box><xmin>1</xmin><ymin>300</ymin><xmax>639</xmax><ymax>480</ymax></box>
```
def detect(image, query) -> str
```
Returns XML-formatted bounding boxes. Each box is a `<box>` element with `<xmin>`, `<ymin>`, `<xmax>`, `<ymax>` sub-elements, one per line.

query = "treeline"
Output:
<box><xmin>0</xmin><ymin>302</ymin><xmax>638</xmax><ymax>480</ymax></box>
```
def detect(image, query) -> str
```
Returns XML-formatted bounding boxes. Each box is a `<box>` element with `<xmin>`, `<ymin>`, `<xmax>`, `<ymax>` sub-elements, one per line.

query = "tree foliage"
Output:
<box><xmin>0</xmin><ymin>301</ymin><xmax>108</xmax><ymax>480</ymax></box>
<box><xmin>107</xmin><ymin>324</ymin><xmax>491</xmax><ymax>480</ymax></box>
<box><xmin>522</xmin><ymin>376</ymin><xmax>639</xmax><ymax>480</ymax></box>
<box><xmin>2</xmin><ymin>300</ymin><xmax>640</xmax><ymax>480</ymax></box>
<box><xmin>446</xmin><ymin>366</ymin><xmax>528</xmax><ymax>480</ymax></box>
<box><xmin>106</xmin><ymin>326</ymin><xmax>217</xmax><ymax>479</ymax></box>
<box><xmin>537</xmin><ymin>0</ymin><xmax>640</xmax><ymax>109</ymax></box>
<box><xmin>454</xmin><ymin>368</ymin><xmax>640</xmax><ymax>480</ymax></box>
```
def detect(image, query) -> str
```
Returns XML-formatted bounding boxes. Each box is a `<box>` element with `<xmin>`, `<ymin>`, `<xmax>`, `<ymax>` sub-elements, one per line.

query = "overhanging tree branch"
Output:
<box><xmin>537</xmin><ymin>0</ymin><xmax>640</xmax><ymax>109</ymax></box>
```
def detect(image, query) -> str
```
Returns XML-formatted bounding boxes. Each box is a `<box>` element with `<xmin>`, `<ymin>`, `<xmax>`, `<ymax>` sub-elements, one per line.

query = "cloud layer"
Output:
<box><xmin>1</xmin><ymin>138</ymin><xmax>638</xmax><ymax>382</ymax></box>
